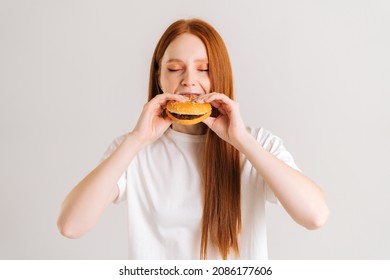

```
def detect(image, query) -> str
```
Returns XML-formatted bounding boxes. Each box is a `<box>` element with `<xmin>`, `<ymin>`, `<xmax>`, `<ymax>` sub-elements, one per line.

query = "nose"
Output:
<box><xmin>181</xmin><ymin>70</ymin><xmax>196</xmax><ymax>87</ymax></box>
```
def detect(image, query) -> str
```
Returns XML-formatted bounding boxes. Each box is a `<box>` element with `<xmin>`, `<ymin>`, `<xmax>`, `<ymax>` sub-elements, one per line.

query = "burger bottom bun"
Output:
<box><xmin>166</xmin><ymin>110</ymin><xmax>211</xmax><ymax>125</ymax></box>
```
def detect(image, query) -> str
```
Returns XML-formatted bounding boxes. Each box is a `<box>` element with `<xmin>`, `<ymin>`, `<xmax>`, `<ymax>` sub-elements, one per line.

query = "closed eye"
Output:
<box><xmin>198</xmin><ymin>63</ymin><xmax>209</xmax><ymax>72</ymax></box>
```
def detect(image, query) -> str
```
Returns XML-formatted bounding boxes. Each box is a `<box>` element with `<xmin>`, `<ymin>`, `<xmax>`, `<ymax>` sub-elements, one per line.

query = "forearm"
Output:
<box><xmin>57</xmin><ymin>131</ymin><xmax>145</xmax><ymax>238</ymax></box>
<box><xmin>235</xmin><ymin>132</ymin><xmax>329</xmax><ymax>229</ymax></box>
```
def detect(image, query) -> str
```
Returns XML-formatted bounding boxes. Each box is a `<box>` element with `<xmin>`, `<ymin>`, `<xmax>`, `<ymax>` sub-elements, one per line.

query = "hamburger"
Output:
<box><xmin>166</xmin><ymin>95</ymin><xmax>212</xmax><ymax>125</ymax></box>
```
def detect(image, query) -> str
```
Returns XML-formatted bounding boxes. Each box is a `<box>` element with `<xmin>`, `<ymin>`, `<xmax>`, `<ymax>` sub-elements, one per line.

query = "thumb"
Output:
<box><xmin>202</xmin><ymin>116</ymin><xmax>215</xmax><ymax>128</ymax></box>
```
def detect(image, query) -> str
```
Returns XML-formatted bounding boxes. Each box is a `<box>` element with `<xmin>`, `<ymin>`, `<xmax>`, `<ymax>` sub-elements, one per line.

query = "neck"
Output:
<box><xmin>171</xmin><ymin>123</ymin><xmax>207</xmax><ymax>135</ymax></box>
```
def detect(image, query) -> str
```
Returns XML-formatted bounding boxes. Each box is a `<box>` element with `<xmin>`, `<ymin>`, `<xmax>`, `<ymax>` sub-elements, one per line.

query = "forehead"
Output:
<box><xmin>162</xmin><ymin>33</ymin><xmax>208</xmax><ymax>62</ymax></box>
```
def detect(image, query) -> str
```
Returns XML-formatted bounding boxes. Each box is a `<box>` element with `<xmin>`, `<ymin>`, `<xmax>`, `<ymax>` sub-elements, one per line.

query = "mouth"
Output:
<box><xmin>177</xmin><ymin>92</ymin><xmax>202</xmax><ymax>95</ymax></box>
<box><xmin>176</xmin><ymin>92</ymin><xmax>203</xmax><ymax>101</ymax></box>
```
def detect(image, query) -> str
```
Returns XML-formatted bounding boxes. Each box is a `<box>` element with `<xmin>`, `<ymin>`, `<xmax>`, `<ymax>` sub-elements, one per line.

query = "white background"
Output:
<box><xmin>0</xmin><ymin>0</ymin><xmax>389</xmax><ymax>259</ymax></box>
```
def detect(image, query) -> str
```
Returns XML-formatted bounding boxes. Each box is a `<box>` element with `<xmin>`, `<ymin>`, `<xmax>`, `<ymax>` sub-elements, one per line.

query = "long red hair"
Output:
<box><xmin>148</xmin><ymin>18</ymin><xmax>241</xmax><ymax>260</ymax></box>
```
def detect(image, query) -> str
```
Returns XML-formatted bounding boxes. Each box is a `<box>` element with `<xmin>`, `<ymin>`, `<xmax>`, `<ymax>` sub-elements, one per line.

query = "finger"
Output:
<box><xmin>200</xmin><ymin>94</ymin><xmax>234</xmax><ymax>112</ymax></box>
<box><xmin>202</xmin><ymin>116</ymin><xmax>216</xmax><ymax>128</ymax></box>
<box><xmin>210</xmin><ymin>99</ymin><xmax>234</xmax><ymax>116</ymax></box>
<box><xmin>195</xmin><ymin>92</ymin><xmax>221</xmax><ymax>103</ymax></box>
<box><xmin>150</xmin><ymin>94</ymin><xmax>188</xmax><ymax>112</ymax></box>
<box><xmin>200</xmin><ymin>92</ymin><xmax>230</xmax><ymax>103</ymax></box>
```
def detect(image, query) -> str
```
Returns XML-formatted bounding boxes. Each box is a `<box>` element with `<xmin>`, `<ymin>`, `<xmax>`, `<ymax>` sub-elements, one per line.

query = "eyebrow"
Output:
<box><xmin>165</xmin><ymin>58</ymin><xmax>208</xmax><ymax>64</ymax></box>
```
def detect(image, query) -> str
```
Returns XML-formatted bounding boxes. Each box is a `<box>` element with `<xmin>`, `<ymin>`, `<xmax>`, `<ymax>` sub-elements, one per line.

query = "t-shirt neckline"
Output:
<box><xmin>166</xmin><ymin>127</ymin><xmax>206</xmax><ymax>143</ymax></box>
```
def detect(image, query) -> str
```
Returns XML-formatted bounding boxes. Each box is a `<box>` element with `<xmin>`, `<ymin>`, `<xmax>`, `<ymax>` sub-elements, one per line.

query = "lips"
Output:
<box><xmin>177</xmin><ymin>92</ymin><xmax>202</xmax><ymax>101</ymax></box>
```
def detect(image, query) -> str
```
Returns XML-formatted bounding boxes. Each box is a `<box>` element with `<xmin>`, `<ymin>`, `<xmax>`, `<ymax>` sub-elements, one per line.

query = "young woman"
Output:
<box><xmin>57</xmin><ymin>18</ymin><xmax>329</xmax><ymax>260</ymax></box>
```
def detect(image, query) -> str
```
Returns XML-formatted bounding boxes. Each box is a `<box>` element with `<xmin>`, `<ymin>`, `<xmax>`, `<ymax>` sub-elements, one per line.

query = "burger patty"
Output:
<box><xmin>169</xmin><ymin>112</ymin><xmax>204</xmax><ymax>120</ymax></box>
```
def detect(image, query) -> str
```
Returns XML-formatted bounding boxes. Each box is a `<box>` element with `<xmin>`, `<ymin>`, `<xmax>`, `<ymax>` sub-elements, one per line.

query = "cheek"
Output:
<box><xmin>159</xmin><ymin>72</ymin><xmax>177</xmax><ymax>89</ymax></box>
<box><xmin>201</xmin><ymin>76</ymin><xmax>211</xmax><ymax>92</ymax></box>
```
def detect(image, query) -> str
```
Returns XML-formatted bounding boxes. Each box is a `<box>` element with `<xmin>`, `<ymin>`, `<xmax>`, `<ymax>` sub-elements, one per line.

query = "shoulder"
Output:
<box><xmin>246</xmin><ymin>127</ymin><xmax>285</xmax><ymax>153</ymax></box>
<box><xmin>102</xmin><ymin>131</ymin><xmax>171</xmax><ymax>161</ymax></box>
<box><xmin>246</xmin><ymin>126</ymin><xmax>301</xmax><ymax>171</ymax></box>
<box><xmin>110</xmin><ymin>133</ymin><xmax>127</xmax><ymax>147</ymax></box>
<box><xmin>101</xmin><ymin>133</ymin><xmax>128</xmax><ymax>161</ymax></box>
<box><xmin>106</xmin><ymin>133</ymin><xmax>128</xmax><ymax>152</ymax></box>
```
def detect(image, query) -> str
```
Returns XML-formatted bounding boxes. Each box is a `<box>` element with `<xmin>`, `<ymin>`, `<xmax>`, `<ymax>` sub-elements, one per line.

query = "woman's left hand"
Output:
<box><xmin>197</xmin><ymin>92</ymin><xmax>248</xmax><ymax>147</ymax></box>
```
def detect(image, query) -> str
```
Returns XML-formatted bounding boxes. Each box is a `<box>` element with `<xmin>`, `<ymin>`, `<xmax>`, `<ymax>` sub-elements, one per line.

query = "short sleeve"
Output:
<box><xmin>251</xmin><ymin>127</ymin><xmax>301</xmax><ymax>204</ymax></box>
<box><xmin>101</xmin><ymin>134</ymin><xmax>128</xmax><ymax>204</ymax></box>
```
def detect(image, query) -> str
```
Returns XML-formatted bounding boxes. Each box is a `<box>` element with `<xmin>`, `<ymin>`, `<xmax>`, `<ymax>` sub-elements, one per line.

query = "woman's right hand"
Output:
<box><xmin>132</xmin><ymin>93</ymin><xmax>187</xmax><ymax>145</ymax></box>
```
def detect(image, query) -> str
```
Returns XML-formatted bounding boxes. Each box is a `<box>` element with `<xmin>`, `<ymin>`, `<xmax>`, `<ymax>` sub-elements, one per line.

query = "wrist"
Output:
<box><xmin>125</xmin><ymin>130</ymin><xmax>149</xmax><ymax>150</ymax></box>
<box><xmin>232</xmin><ymin>131</ymin><xmax>258</xmax><ymax>154</ymax></box>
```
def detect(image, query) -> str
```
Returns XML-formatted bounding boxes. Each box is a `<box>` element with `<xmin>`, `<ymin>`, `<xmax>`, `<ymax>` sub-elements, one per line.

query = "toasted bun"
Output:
<box><xmin>166</xmin><ymin>100</ymin><xmax>212</xmax><ymax>125</ymax></box>
<box><xmin>166</xmin><ymin>101</ymin><xmax>211</xmax><ymax>115</ymax></box>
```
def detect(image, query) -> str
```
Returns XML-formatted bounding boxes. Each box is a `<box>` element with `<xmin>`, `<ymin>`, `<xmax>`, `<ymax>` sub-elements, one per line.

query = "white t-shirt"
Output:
<box><xmin>103</xmin><ymin>127</ymin><xmax>300</xmax><ymax>260</ymax></box>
